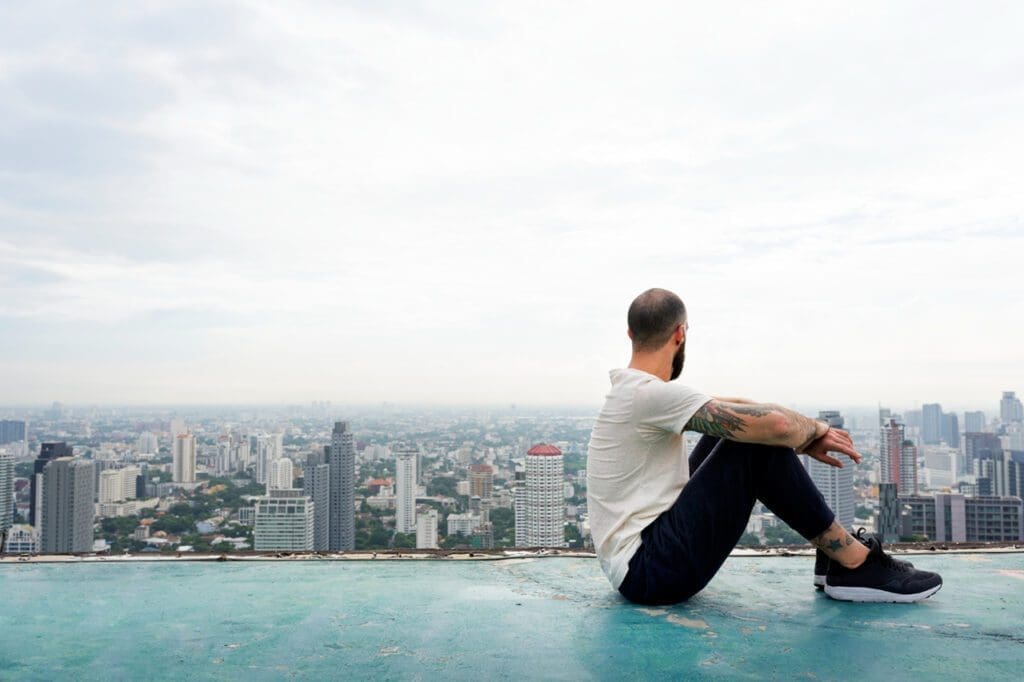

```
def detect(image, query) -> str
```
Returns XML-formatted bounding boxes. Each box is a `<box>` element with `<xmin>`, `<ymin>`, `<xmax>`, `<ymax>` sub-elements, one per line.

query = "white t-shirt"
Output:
<box><xmin>586</xmin><ymin>368</ymin><xmax>712</xmax><ymax>589</ymax></box>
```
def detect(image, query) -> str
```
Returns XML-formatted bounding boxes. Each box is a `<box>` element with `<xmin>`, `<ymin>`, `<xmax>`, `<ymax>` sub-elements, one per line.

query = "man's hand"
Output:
<box><xmin>801</xmin><ymin>427</ymin><xmax>862</xmax><ymax>468</ymax></box>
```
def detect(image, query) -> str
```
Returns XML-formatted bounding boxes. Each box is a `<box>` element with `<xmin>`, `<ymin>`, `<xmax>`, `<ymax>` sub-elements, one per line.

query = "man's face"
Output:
<box><xmin>670</xmin><ymin>338</ymin><xmax>686</xmax><ymax>380</ymax></box>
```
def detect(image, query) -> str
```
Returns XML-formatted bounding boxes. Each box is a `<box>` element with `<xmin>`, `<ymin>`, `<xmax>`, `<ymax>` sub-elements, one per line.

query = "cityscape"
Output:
<box><xmin>2</xmin><ymin>390</ymin><xmax>1021</xmax><ymax>557</ymax></box>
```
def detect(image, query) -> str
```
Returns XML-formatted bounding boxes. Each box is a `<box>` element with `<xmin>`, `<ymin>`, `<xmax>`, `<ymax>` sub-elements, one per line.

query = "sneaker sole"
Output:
<box><xmin>824</xmin><ymin>582</ymin><xmax>942</xmax><ymax>603</ymax></box>
<box><xmin>813</xmin><ymin>575</ymin><xmax>825</xmax><ymax>589</ymax></box>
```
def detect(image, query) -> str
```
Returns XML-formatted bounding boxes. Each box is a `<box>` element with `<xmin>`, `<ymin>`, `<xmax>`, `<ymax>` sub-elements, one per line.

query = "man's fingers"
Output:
<box><xmin>815</xmin><ymin>453</ymin><xmax>844</xmax><ymax>468</ymax></box>
<box><xmin>829</xmin><ymin>440</ymin><xmax>862</xmax><ymax>464</ymax></box>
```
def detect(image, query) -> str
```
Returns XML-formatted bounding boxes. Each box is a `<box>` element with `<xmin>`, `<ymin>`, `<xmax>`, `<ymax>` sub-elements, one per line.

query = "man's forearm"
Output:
<box><xmin>772</xmin><ymin>405</ymin><xmax>826</xmax><ymax>450</ymax></box>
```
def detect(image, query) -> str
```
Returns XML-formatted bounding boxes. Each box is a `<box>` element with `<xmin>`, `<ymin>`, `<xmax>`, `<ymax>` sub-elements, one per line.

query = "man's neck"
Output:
<box><xmin>628</xmin><ymin>354</ymin><xmax>672</xmax><ymax>382</ymax></box>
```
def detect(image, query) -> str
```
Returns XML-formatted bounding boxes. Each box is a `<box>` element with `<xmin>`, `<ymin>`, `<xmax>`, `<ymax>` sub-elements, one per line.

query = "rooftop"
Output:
<box><xmin>2</xmin><ymin>551</ymin><xmax>1022</xmax><ymax>679</ymax></box>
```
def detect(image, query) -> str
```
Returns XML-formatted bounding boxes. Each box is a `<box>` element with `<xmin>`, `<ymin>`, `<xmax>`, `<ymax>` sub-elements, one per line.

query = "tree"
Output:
<box><xmin>427</xmin><ymin>477</ymin><xmax>459</xmax><ymax>498</ymax></box>
<box><xmin>737</xmin><ymin>532</ymin><xmax>761</xmax><ymax>547</ymax></box>
<box><xmin>393</xmin><ymin>532</ymin><xmax>415</xmax><ymax>549</ymax></box>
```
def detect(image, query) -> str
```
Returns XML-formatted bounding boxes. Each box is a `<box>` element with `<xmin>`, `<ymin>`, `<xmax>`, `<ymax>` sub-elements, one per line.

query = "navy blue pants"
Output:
<box><xmin>618</xmin><ymin>435</ymin><xmax>835</xmax><ymax>605</ymax></box>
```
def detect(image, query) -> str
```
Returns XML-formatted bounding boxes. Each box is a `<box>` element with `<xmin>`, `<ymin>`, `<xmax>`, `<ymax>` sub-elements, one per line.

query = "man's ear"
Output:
<box><xmin>676</xmin><ymin>325</ymin><xmax>685</xmax><ymax>344</ymax></box>
<box><xmin>627</xmin><ymin>328</ymin><xmax>633</xmax><ymax>341</ymax></box>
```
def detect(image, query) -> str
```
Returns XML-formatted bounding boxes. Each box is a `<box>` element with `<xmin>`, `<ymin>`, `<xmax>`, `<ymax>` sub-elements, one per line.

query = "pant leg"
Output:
<box><xmin>619</xmin><ymin>437</ymin><xmax>834</xmax><ymax>605</ymax></box>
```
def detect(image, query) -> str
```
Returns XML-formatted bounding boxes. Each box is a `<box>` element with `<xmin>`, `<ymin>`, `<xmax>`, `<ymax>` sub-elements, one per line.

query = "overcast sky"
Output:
<box><xmin>1</xmin><ymin>2</ymin><xmax>1022</xmax><ymax>410</ymax></box>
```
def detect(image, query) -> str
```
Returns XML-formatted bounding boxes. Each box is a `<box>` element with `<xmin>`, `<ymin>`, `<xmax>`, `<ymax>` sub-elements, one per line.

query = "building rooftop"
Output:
<box><xmin>2</xmin><ymin>551</ymin><xmax>1022</xmax><ymax>679</ymax></box>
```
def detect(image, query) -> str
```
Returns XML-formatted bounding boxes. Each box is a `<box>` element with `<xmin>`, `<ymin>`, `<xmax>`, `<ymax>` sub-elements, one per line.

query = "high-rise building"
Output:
<box><xmin>922</xmin><ymin>404</ymin><xmax>943</xmax><ymax>445</ymax></box>
<box><xmin>964</xmin><ymin>432</ymin><xmax>1002</xmax><ymax>477</ymax></box>
<box><xmin>0</xmin><ymin>450</ymin><xmax>14</xmax><ymax>536</ymax></box>
<box><xmin>469</xmin><ymin>464</ymin><xmax>494</xmax><ymax>499</ymax></box>
<box><xmin>303</xmin><ymin>448</ymin><xmax>330</xmax><ymax>551</ymax></box>
<box><xmin>394</xmin><ymin>446</ymin><xmax>417</xmax><ymax>534</ymax></box>
<box><xmin>268</xmin><ymin>457</ymin><xmax>294</xmax><ymax>491</ymax></box>
<box><xmin>31</xmin><ymin>442</ymin><xmax>72</xmax><ymax>527</ymax></box>
<box><xmin>964</xmin><ymin>411</ymin><xmax>986</xmax><ymax>434</ymax></box>
<box><xmin>97</xmin><ymin>465</ymin><xmax>140</xmax><ymax>504</ymax></box>
<box><xmin>416</xmin><ymin>509</ymin><xmax>438</xmax><ymax>549</ymax></box>
<box><xmin>172</xmin><ymin>432</ymin><xmax>196</xmax><ymax>483</ymax></box>
<box><xmin>0</xmin><ymin>420</ymin><xmax>27</xmax><ymax>445</ymax></box>
<box><xmin>521</xmin><ymin>444</ymin><xmax>564</xmax><ymax>547</ymax></box>
<box><xmin>253</xmin><ymin>432</ymin><xmax>284</xmax><ymax>485</ymax></box>
<box><xmin>802</xmin><ymin>411</ymin><xmax>854</xmax><ymax>530</ymax></box>
<box><xmin>135</xmin><ymin>431</ymin><xmax>159</xmax><ymax>455</ymax></box>
<box><xmin>900</xmin><ymin>440</ymin><xmax>918</xmax><ymax>496</ymax></box>
<box><xmin>941</xmin><ymin>413</ymin><xmax>960</xmax><ymax>449</ymax></box>
<box><xmin>98</xmin><ymin>469</ymin><xmax>123</xmax><ymax>504</ymax></box>
<box><xmin>879</xmin><ymin>418</ymin><xmax>905</xmax><ymax>491</ymax></box>
<box><xmin>1000</xmin><ymin>391</ymin><xmax>1023</xmax><ymax>425</ymax></box>
<box><xmin>254</xmin><ymin>489</ymin><xmax>314</xmax><ymax>551</ymax></box>
<box><xmin>877</xmin><ymin>482</ymin><xmax>900</xmax><ymax>544</ymax></box>
<box><xmin>513</xmin><ymin>468</ymin><xmax>527</xmax><ymax>547</ymax></box>
<box><xmin>40</xmin><ymin>457</ymin><xmax>95</xmax><ymax>553</ymax></box>
<box><xmin>328</xmin><ymin>421</ymin><xmax>356</xmax><ymax>551</ymax></box>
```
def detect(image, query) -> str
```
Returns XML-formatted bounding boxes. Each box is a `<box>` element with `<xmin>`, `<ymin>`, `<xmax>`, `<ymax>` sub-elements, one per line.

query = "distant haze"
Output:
<box><xmin>1</xmin><ymin>3</ymin><xmax>1021</xmax><ymax>408</ymax></box>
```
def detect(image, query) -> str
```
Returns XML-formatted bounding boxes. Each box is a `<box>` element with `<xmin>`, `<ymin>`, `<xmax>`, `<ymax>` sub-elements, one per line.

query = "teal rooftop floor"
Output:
<box><xmin>2</xmin><ymin>552</ymin><xmax>1023</xmax><ymax>679</ymax></box>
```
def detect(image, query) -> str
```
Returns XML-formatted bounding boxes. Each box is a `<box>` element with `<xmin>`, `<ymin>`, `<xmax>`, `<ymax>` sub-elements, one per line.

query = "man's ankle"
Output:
<box><xmin>837</xmin><ymin>546</ymin><xmax>868</xmax><ymax>570</ymax></box>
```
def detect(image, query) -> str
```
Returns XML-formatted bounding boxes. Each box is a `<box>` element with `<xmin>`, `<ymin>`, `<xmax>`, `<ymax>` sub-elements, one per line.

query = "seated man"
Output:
<box><xmin>586</xmin><ymin>288</ymin><xmax>942</xmax><ymax>604</ymax></box>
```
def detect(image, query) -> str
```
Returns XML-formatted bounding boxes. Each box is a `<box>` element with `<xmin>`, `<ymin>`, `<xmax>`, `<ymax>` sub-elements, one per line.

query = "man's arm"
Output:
<box><xmin>712</xmin><ymin>396</ymin><xmax>757</xmax><ymax>404</ymax></box>
<box><xmin>685</xmin><ymin>399</ymin><xmax>826</xmax><ymax>450</ymax></box>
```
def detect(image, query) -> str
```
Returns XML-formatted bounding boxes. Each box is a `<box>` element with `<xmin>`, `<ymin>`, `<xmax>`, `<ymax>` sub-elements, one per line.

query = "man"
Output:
<box><xmin>587</xmin><ymin>288</ymin><xmax>942</xmax><ymax>604</ymax></box>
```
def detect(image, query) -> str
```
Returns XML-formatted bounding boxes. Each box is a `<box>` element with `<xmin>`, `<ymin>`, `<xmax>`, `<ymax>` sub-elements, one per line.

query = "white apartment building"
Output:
<box><xmin>416</xmin><ymin>509</ymin><xmax>438</xmax><ymax>549</ymax></box>
<box><xmin>254</xmin><ymin>489</ymin><xmax>314</xmax><ymax>551</ymax></box>
<box><xmin>521</xmin><ymin>444</ymin><xmax>565</xmax><ymax>547</ymax></box>
<box><xmin>172</xmin><ymin>433</ymin><xmax>196</xmax><ymax>484</ymax></box>
<box><xmin>395</xmin><ymin>447</ymin><xmax>417</xmax><ymax>534</ymax></box>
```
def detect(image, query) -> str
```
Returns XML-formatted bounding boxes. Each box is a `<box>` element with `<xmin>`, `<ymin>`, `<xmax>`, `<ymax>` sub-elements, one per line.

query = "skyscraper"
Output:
<box><xmin>877</xmin><ymin>482</ymin><xmax>900</xmax><ymax>544</ymax></box>
<box><xmin>941</xmin><ymin>413</ymin><xmax>960</xmax><ymax>449</ymax></box>
<box><xmin>521</xmin><ymin>444</ymin><xmax>564</xmax><ymax>547</ymax></box>
<box><xmin>964</xmin><ymin>411</ymin><xmax>986</xmax><ymax>434</ymax></box>
<box><xmin>922</xmin><ymin>403</ymin><xmax>943</xmax><ymax>445</ymax></box>
<box><xmin>303</xmin><ymin>448</ymin><xmax>330</xmax><ymax>551</ymax></box>
<box><xmin>964</xmin><ymin>432</ymin><xmax>1001</xmax><ymax>477</ymax></box>
<box><xmin>172</xmin><ymin>432</ymin><xmax>196</xmax><ymax>483</ymax></box>
<box><xmin>394</xmin><ymin>446</ymin><xmax>417</xmax><ymax>534</ymax></box>
<box><xmin>328</xmin><ymin>421</ymin><xmax>356</xmax><ymax>551</ymax></box>
<box><xmin>41</xmin><ymin>457</ymin><xmax>95</xmax><ymax>553</ymax></box>
<box><xmin>879</xmin><ymin>418</ymin><xmax>904</xmax><ymax>491</ymax></box>
<box><xmin>0</xmin><ymin>450</ymin><xmax>14</xmax><ymax>537</ymax></box>
<box><xmin>253</xmin><ymin>432</ymin><xmax>284</xmax><ymax>485</ymax></box>
<box><xmin>0</xmin><ymin>420</ymin><xmax>27</xmax><ymax>445</ymax></box>
<box><xmin>802</xmin><ymin>411</ymin><xmax>854</xmax><ymax>530</ymax></box>
<box><xmin>513</xmin><ymin>468</ymin><xmax>527</xmax><ymax>547</ymax></box>
<box><xmin>268</xmin><ymin>457</ymin><xmax>294</xmax><ymax>491</ymax></box>
<box><xmin>1001</xmin><ymin>391</ymin><xmax>1023</xmax><ymax>425</ymax></box>
<box><xmin>469</xmin><ymin>464</ymin><xmax>494</xmax><ymax>499</ymax></box>
<box><xmin>254</xmin><ymin>489</ymin><xmax>314</xmax><ymax>551</ymax></box>
<box><xmin>31</xmin><ymin>442</ymin><xmax>72</xmax><ymax>527</ymax></box>
<box><xmin>900</xmin><ymin>440</ymin><xmax>918</xmax><ymax>496</ymax></box>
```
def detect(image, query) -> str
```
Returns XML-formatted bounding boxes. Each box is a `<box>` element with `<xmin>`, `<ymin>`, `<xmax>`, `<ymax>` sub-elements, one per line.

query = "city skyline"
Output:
<box><xmin>2</xmin><ymin>4</ymin><xmax>1023</xmax><ymax>406</ymax></box>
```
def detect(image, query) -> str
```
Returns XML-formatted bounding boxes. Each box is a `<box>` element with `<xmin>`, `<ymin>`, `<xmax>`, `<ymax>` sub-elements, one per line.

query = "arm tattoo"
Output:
<box><xmin>685</xmin><ymin>402</ymin><xmax>749</xmax><ymax>438</ymax></box>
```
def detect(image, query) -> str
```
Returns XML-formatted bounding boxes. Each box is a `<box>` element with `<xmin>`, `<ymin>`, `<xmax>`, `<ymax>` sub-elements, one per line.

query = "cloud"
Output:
<box><xmin>0</xmin><ymin>1</ymin><xmax>1022</xmax><ymax>407</ymax></box>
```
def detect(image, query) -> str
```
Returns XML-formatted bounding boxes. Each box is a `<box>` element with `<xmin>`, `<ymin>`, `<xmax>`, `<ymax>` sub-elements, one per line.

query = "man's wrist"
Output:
<box><xmin>798</xmin><ymin>419</ymin><xmax>830</xmax><ymax>452</ymax></box>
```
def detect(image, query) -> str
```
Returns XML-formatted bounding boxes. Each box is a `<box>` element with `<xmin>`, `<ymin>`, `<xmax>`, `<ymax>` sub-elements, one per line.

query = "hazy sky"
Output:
<box><xmin>1</xmin><ymin>2</ymin><xmax>1022</xmax><ymax>409</ymax></box>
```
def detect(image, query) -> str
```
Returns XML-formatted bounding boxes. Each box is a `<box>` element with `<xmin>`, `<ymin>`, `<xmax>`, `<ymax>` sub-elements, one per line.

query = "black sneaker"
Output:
<box><xmin>814</xmin><ymin>549</ymin><xmax>828</xmax><ymax>590</ymax></box>
<box><xmin>814</xmin><ymin>529</ymin><xmax>915</xmax><ymax>590</ymax></box>
<box><xmin>825</xmin><ymin>537</ymin><xmax>942</xmax><ymax>603</ymax></box>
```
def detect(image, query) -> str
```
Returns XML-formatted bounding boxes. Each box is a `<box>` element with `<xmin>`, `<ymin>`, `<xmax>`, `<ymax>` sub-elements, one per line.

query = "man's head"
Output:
<box><xmin>627</xmin><ymin>288</ymin><xmax>688</xmax><ymax>379</ymax></box>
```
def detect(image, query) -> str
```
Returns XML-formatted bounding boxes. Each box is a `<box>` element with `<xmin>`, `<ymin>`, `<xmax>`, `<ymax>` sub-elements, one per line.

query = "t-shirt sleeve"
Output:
<box><xmin>634</xmin><ymin>381</ymin><xmax>712</xmax><ymax>437</ymax></box>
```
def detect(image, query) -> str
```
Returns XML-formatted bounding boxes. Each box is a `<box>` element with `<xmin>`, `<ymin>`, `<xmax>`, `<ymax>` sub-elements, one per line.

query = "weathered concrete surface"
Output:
<box><xmin>1</xmin><ymin>554</ymin><xmax>1022</xmax><ymax>679</ymax></box>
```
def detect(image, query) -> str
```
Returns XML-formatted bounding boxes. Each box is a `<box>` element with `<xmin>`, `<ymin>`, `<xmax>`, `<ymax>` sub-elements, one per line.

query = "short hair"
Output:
<box><xmin>627</xmin><ymin>288</ymin><xmax>686</xmax><ymax>351</ymax></box>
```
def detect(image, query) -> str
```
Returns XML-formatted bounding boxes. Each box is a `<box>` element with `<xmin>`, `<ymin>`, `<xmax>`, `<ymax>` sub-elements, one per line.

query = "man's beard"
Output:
<box><xmin>670</xmin><ymin>340</ymin><xmax>686</xmax><ymax>380</ymax></box>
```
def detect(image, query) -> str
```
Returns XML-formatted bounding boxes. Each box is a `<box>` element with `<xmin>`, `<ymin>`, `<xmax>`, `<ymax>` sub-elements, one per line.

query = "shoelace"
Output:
<box><xmin>856</xmin><ymin>527</ymin><xmax>913</xmax><ymax>571</ymax></box>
